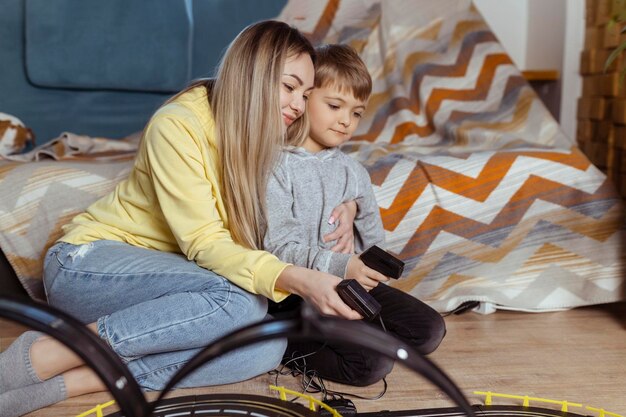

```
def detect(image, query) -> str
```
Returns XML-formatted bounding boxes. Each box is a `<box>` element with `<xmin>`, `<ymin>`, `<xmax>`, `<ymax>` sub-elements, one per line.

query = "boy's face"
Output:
<box><xmin>303</xmin><ymin>84</ymin><xmax>366</xmax><ymax>153</ymax></box>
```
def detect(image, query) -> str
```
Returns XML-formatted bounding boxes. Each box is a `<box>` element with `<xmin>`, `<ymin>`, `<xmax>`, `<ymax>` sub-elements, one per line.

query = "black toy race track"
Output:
<box><xmin>103</xmin><ymin>394</ymin><xmax>596</xmax><ymax>417</ymax></box>
<box><xmin>0</xmin><ymin>296</ymin><xmax>620</xmax><ymax>417</ymax></box>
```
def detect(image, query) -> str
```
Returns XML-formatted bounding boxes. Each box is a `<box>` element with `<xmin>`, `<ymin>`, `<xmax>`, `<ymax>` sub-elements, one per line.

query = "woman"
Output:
<box><xmin>0</xmin><ymin>21</ymin><xmax>361</xmax><ymax>417</ymax></box>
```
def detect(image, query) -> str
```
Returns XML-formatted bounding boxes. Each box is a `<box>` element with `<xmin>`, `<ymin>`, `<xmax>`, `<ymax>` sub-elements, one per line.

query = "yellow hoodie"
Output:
<box><xmin>61</xmin><ymin>86</ymin><xmax>290</xmax><ymax>301</ymax></box>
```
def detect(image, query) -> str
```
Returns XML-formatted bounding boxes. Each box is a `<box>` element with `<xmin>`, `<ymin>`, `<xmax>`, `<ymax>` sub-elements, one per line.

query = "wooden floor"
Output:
<box><xmin>1</xmin><ymin>302</ymin><xmax>625</xmax><ymax>416</ymax></box>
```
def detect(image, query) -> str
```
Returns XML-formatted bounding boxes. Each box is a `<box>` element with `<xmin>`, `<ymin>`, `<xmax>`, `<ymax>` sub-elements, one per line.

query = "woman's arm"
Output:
<box><xmin>143</xmin><ymin>113</ymin><xmax>289</xmax><ymax>301</ymax></box>
<box><xmin>275</xmin><ymin>265</ymin><xmax>362</xmax><ymax>319</ymax></box>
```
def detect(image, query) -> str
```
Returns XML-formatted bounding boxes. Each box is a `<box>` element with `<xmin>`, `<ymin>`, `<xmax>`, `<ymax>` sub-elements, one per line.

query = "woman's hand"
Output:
<box><xmin>323</xmin><ymin>200</ymin><xmax>357</xmax><ymax>254</ymax></box>
<box><xmin>275</xmin><ymin>265</ymin><xmax>362</xmax><ymax>320</ymax></box>
<box><xmin>345</xmin><ymin>255</ymin><xmax>390</xmax><ymax>291</ymax></box>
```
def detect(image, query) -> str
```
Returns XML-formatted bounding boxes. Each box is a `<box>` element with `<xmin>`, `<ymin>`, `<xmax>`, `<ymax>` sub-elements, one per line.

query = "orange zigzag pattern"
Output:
<box><xmin>354</xmin><ymin>32</ymin><xmax>513</xmax><ymax>142</ymax></box>
<box><xmin>303</xmin><ymin>0</ymin><xmax>340</xmax><ymax>44</ymax></box>
<box><xmin>389</xmin><ymin>171</ymin><xmax>618</xmax><ymax>262</ymax></box>
<box><xmin>363</xmin><ymin>19</ymin><xmax>487</xmax><ymax>114</ymax></box>
<box><xmin>392</xmin><ymin>201</ymin><xmax>625</xmax><ymax>293</ymax></box>
<box><xmin>374</xmin><ymin>148</ymin><xmax>592</xmax><ymax>231</ymax></box>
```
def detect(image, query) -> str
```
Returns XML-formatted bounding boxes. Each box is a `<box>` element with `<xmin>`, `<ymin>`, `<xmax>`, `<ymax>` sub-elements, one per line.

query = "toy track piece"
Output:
<box><xmin>358</xmin><ymin>404</ymin><xmax>594</xmax><ymax>417</ymax></box>
<box><xmin>106</xmin><ymin>394</ymin><xmax>320</xmax><ymax>417</ymax></box>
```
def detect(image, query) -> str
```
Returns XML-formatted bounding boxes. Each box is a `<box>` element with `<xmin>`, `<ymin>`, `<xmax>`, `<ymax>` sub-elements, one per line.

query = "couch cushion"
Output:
<box><xmin>25</xmin><ymin>0</ymin><xmax>192</xmax><ymax>92</ymax></box>
<box><xmin>190</xmin><ymin>0</ymin><xmax>288</xmax><ymax>78</ymax></box>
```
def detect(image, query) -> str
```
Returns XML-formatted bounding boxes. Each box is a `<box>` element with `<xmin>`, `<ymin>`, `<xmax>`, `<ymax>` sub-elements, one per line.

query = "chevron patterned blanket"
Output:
<box><xmin>0</xmin><ymin>0</ymin><xmax>624</xmax><ymax>311</ymax></box>
<box><xmin>279</xmin><ymin>0</ymin><xmax>625</xmax><ymax>311</ymax></box>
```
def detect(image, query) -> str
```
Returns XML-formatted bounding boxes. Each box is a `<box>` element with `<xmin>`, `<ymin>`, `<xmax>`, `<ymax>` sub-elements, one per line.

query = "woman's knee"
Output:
<box><xmin>137</xmin><ymin>338</ymin><xmax>288</xmax><ymax>390</ymax></box>
<box><xmin>220</xmin><ymin>284</ymin><xmax>269</xmax><ymax>324</ymax></box>
<box><xmin>248</xmin><ymin>337</ymin><xmax>287</xmax><ymax>374</ymax></box>
<box><xmin>197</xmin><ymin>337</ymin><xmax>287</xmax><ymax>384</ymax></box>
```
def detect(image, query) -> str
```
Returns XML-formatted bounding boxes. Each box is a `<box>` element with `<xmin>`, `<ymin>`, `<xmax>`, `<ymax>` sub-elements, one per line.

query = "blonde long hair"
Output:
<box><xmin>205</xmin><ymin>21</ymin><xmax>314</xmax><ymax>249</ymax></box>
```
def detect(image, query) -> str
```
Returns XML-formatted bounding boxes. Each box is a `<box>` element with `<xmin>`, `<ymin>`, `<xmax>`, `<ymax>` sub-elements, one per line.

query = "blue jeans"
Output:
<box><xmin>43</xmin><ymin>240</ymin><xmax>287</xmax><ymax>390</ymax></box>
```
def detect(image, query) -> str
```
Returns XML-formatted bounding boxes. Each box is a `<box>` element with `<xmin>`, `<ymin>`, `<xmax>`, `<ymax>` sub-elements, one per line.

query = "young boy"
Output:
<box><xmin>264</xmin><ymin>44</ymin><xmax>445</xmax><ymax>387</ymax></box>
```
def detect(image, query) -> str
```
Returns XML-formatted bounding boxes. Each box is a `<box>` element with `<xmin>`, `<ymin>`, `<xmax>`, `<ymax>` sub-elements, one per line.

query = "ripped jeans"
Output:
<box><xmin>43</xmin><ymin>240</ymin><xmax>286</xmax><ymax>390</ymax></box>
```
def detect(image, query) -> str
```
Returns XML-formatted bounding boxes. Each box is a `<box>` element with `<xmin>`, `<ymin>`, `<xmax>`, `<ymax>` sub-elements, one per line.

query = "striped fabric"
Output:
<box><xmin>280</xmin><ymin>0</ymin><xmax>625</xmax><ymax>311</ymax></box>
<box><xmin>0</xmin><ymin>158</ymin><xmax>133</xmax><ymax>301</ymax></box>
<box><xmin>1</xmin><ymin>0</ymin><xmax>624</xmax><ymax>311</ymax></box>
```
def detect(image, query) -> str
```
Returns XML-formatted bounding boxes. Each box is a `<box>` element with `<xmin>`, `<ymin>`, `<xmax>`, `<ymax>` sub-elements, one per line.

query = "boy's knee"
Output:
<box><xmin>340</xmin><ymin>352</ymin><xmax>394</xmax><ymax>387</ymax></box>
<box><xmin>419</xmin><ymin>313</ymin><xmax>446</xmax><ymax>355</ymax></box>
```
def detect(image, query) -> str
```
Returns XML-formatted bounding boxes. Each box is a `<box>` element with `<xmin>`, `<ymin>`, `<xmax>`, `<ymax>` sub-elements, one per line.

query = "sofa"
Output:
<box><xmin>0</xmin><ymin>0</ymin><xmax>286</xmax><ymax>297</ymax></box>
<box><xmin>1</xmin><ymin>0</ymin><xmax>624</xmax><ymax>313</ymax></box>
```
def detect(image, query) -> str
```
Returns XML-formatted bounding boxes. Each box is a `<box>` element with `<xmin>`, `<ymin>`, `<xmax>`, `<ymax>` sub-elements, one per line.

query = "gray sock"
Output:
<box><xmin>0</xmin><ymin>331</ymin><xmax>44</xmax><ymax>393</ymax></box>
<box><xmin>0</xmin><ymin>375</ymin><xmax>67</xmax><ymax>417</ymax></box>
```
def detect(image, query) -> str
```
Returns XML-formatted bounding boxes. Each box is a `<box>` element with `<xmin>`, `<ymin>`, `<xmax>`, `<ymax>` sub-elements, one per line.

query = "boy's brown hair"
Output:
<box><xmin>314</xmin><ymin>44</ymin><xmax>372</xmax><ymax>102</ymax></box>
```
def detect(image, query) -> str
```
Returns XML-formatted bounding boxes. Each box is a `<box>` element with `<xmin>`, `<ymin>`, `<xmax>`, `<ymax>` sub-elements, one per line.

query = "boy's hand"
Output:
<box><xmin>345</xmin><ymin>256</ymin><xmax>390</xmax><ymax>291</ymax></box>
<box><xmin>324</xmin><ymin>200</ymin><xmax>357</xmax><ymax>253</ymax></box>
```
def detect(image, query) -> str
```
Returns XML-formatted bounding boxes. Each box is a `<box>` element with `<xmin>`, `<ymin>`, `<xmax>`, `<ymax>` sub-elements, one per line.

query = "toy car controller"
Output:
<box><xmin>336</xmin><ymin>279</ymin><xmax>381</xmax><ymax>320</ymax></box>
<box><xmin>335</xmin><ymin>246</ymin><xmax>404</xmax><ymax>320</ymax></box>
<box><xmin>359</xmin><ymin>245</ymin><xmax>405</xmax><ymax>279</ymax></box>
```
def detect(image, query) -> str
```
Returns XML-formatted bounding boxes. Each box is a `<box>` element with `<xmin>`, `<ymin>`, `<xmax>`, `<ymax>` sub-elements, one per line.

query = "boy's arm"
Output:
<box><xmin>264</xmin><ymin>162</ymin><xmax>352</xmax><ymax>277</ymax></box>
<box><xmin>352</xmin><ymin>162</ymin><xmax>386</xmax><ymax>252</ymax></box>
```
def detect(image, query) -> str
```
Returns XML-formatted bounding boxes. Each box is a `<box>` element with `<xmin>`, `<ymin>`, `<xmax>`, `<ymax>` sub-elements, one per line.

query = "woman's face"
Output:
<box><xmin>279</xmin><ymin>53</ymin><xmax>315</xmax><ymax>128</ymax></box>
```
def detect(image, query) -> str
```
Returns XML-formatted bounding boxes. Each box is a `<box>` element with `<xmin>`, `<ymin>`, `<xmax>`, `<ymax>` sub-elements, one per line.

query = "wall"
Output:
<box><xmin>474</xmin><ymin>0</ymin><xmax>581</xmax><ymax>140</ymax></box>
<box><xmin>474</xmin><ymin>0</ymin><xmax>528</xmax><ymax>69</ymax></box>
<box><xmin>474</xmin><ymin>0</ymin><xmax>565</xmax><ymax>71</ymax></box>
<box><xmin>560</xmin><ymin>0</ymin><xmax>585</xmax><ymax>142</ymax></box>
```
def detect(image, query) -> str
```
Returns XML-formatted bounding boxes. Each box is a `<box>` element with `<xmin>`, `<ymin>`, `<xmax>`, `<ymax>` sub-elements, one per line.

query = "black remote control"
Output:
<box><xmin>359</xmin><ymin>245</ymin><xmax>405</xmax><ymax>279</ymax></box>
<box><xmin>336</xmin><ymin>279</ymin><xmax>381</xmax><ymax>320</ymax></box>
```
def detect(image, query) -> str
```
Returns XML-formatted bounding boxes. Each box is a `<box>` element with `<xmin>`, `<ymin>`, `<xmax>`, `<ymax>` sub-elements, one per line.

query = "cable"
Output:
<box><xmin>269</xmin><ymin>342</ymin><xmax>389</xmax><ymax>403</ymax></box>
<box><xmin>269</xmin><ymin>347</ymin><xmax>327</xmax><ymax>401</ymax></box>
<box><xmin>441</xmin><ymin>300</ymin><xmax>480</xmax><ymax>317</ymax></box>
<box><xmin>322</xmin><ymin>377</ymin><xmax>388</xmax><ymax>401</ymax></box>
<box><xmin>378</xmin><ymin>315</ymin><xmax>387</xmax><ymax>332</ymax></box>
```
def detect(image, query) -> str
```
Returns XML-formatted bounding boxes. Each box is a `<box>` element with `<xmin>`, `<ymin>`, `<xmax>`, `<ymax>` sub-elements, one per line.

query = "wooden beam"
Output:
<box><xmin>522</xmin><ymin>69</ymin><xmax>560</xmax><ymax>81</ymax></box>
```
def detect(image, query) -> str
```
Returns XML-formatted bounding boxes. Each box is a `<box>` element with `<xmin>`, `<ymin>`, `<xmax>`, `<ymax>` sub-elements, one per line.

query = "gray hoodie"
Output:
<box><xmin>263</xmin><ymin>146</ymin><xmax>384</xmax><ymax>278</ymax></box>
